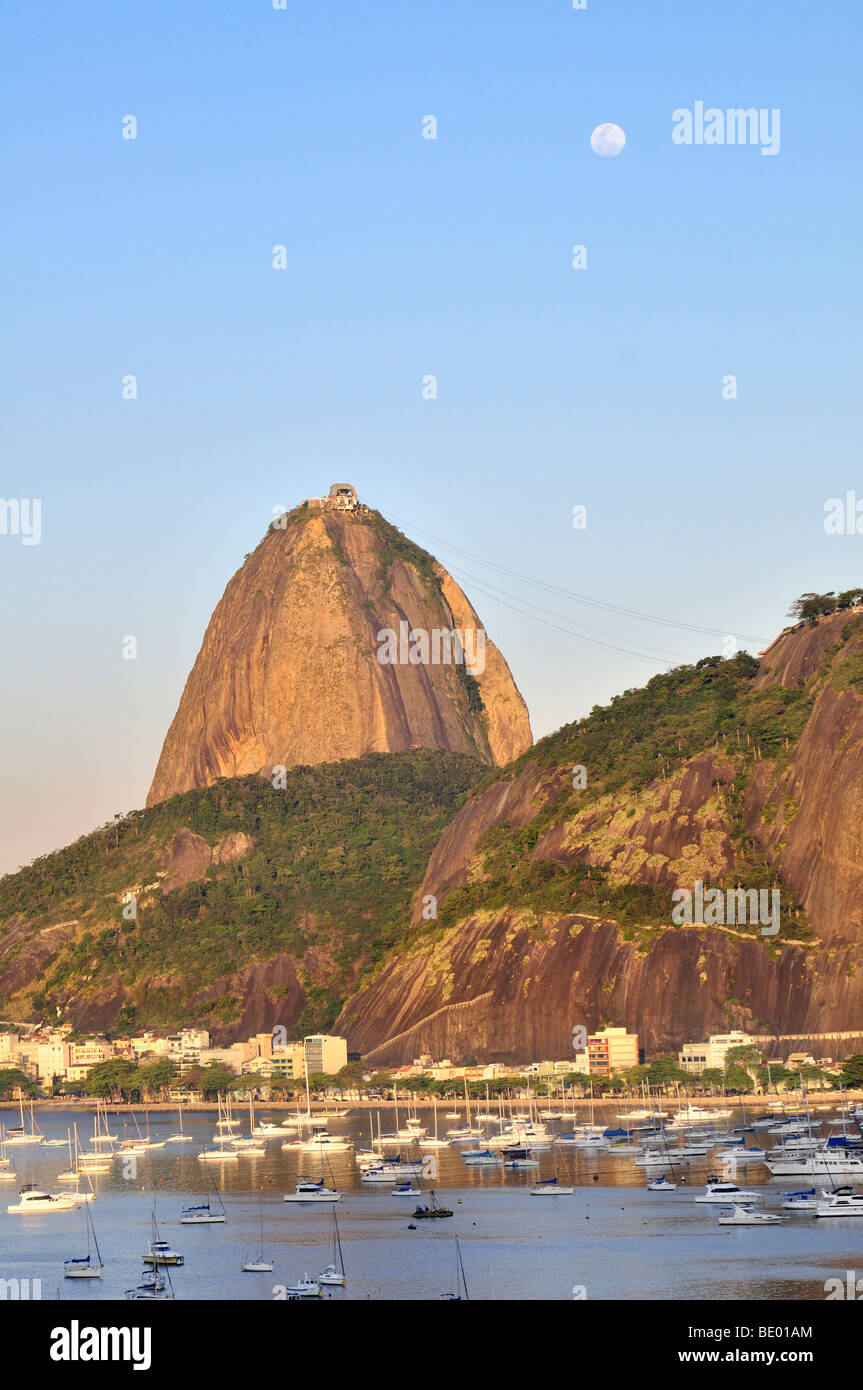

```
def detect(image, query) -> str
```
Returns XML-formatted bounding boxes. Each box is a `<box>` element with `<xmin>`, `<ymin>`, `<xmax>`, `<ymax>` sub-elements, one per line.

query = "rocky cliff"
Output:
<box><xmin>147</xmin><ymin>496</ymin><xmax>532</xmax><ymax>805</ymax></box>
<box><xmin>337</xmin><ymin>613</ymin><xmax>863</xmax><ymax>1063</ymax></box>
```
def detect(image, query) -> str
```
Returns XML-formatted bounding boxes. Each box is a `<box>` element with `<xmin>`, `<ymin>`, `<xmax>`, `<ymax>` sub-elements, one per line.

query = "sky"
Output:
<box><xmin>1</xmin><ymin>0</ymin><xmax>861</xmax><ymax>876</ymax></box>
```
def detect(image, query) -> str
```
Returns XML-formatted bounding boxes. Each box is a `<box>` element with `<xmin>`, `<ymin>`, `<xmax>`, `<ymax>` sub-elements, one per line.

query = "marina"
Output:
<box><xmin>2</xmin><ymin>1103</ymin><xmax>862</xmax><ymax>1301</ymax></box>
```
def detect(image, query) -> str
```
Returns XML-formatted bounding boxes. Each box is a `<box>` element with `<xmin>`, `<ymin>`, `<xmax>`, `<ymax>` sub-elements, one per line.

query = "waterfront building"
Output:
<box><xmin>587</xmin><ymin>1027</ymin><xmax>640</xmax><ymax>1076</ymax></box>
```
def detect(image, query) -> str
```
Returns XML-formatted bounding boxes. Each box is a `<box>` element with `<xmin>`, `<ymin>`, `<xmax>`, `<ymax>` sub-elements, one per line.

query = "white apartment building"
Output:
<box><xmin>679</xmin><ymin>1031</ymin><xmax>756</xmax><ymax>1076</ymax></box>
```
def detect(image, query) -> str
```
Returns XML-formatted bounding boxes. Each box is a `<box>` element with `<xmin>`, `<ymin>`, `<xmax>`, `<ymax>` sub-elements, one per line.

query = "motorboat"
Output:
<box><xmin>718</xmin><ymin>1205</ymin><xmax>782</xmax><ymax>1225</ymax></box>
<box><xmin>7</xmin><ymin>1184</ymin><xmax>80</xmax><ymax>1213</ymax></box>
<box><xmin>694</xmin><ymin>1179</ymin><xmax>763</xmax><ymax>1204</ymax></box>
<box><xmin>814</xmin><ymin>1186</ymin><xmax>863</xmax><ymax>1218</ymax></box>
<box><xmin>765</xmin><ymin>1152</ymin><xmax>863</xmax><ymax>1178</ymax></box>
<box><xmin>714</xmin><ymin>1146</ymin><xmax>766</xmax><ymax>1162</ymax></box>
<box><xmin>285</xmin><ymin>1275</ymin><xmax>321</xmax><ymax>1298</ymax></box>
<box><xmin>142</xmin><ymin>1239</ymin><xmax>184</xmax><ymax>1266</ymax></box>
<box><xmin>670</xmin><ymin>1103</ymin><xmax>731</xmax><ymax>1127</ymax></box>
<box><xmin>283</xmin><ymin>1177</ymin><xmax>341</xmax><ymax>1203</ymax></box>
<box><xmin>298</xmin><ymin>1132</ymin><xmax>353</xmax><ymax>1153</ymax></box>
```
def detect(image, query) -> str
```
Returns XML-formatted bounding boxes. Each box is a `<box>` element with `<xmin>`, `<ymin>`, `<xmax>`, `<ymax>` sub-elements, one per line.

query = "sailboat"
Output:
<box><xmin>0</xmin><ymin>1125</ymin><xmax>17</xmax><ymax>1181</ymax></box>
<box><xmin>64</xmin><ymin>1202</ymin><xmax>104</xmax><ymax>1279</ymax></box>
<box><xmin>318</xmin><ymin>1208</ymin><xmax>346</xmax><ymax>1287</ymax></box>
<box><xmin>168</xmin><ymin>1101</ymin><xmax>194</xmax><ymax>1143</ymax></box>
<box><xmin>530</xmin><ymin>1144</ymin><xmax>574</xmax><ymax>1195</ymax></box>
<box><xmin>79</xmin><ymin>1106</ymin><xmax>116</xmax><ymax>1171</ymax></box>
<box><xmin>419</xmin><ymin>1095</ymin><xmax>449</xmax><ymax>1149</ymax></box>
<box><xmin>440</xmin><ymin>1238</ymin><xmax>469</xmax><ymax>1301</ymax></box>
<box><xmin>181</xmin><ymin>1172</ymin><xmax>228</xmax><ymax>1224</ymax></box>
<box><xmin>126</xmin><ymin>1265</ymin><xmax>175</xmax><ymax>1300</ymax></box>
<box><xmin>5</xmin><ymin>1092</ymin><xmax>45</xmax><ymax>1146</ymax></box>
<box><xmin>242</xmin><ymin>1191</ymin><xmax>273</xmax><ymax>1271</ymax></box>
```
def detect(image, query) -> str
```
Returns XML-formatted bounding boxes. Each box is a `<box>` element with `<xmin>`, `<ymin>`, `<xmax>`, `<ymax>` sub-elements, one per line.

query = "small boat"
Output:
<box><xmin>142</xmin><ymin>1215</ymin><xmax>185</xmax><ymax>1266</ymax></box>
<box><xmin>285</xmin><ymin>1274</ymin><xmax>321</xmax><ymax>1298</ymax></box>
<box><xmin>647</xmin><ymin>1176</ymin><xmax>677</xmax><ymax>1191</ymax></box>
<box><xmin>180</xmin><ymin>1184</ymin><xmax>227</xmax><ymax>1224</ymax></box>
<box><xmin>781</xmin><ymin>1188</ymin><xmax>818</xmax><ymax>1211</ymax></box>
<box><xmin>126</xmin><ymin>1268</ymin><xmax>174</xmax><ymax>1300</ymax></box>
<box><xmin>167</xmin><ymin>1103</ymin><xmax>195</xmax><ymax>1143</ymax></box>
<box><xmin>197</xmin><ymin>1145</ymin><xmax>239</xmax><ymax>1162</ymax></box>
<box><xmin>440</xmin><ymin>1237</ymin><xmax>469</xmax><ymax>1301</ymax></box>
<box><xmin>419</xmin><ymin>1097</ymin><xmax>450</xmax><ymax>1149</ymax></box>
<box><xmin>7</xmin><ymin>1184</ymin><xmax>80</xmax><ymax>1213</ymax></box>
<box><xmin>242</xmin><ymin>1193</ymin><xmax>273</xmax><ymax>1271</ymax></box>
<box><xmin>4</xmin><ymin>1094</ymin><xmax>46</xmax><ymax>1146</ymax></box>
<box><xmin>64</xmin><ymin>1203</ymin><xmax>104</xmax><ymax>1279</ymax></box>
<box><xmin>284</xmin><ymin>1176</ymin><xmax>341</xmax><ymax>1204</ymax></box>
<box><xmin>412</xmin><ymin>1190</ymin><xmax>453</xmax><ymax>1219</ymax></box>
<box><xmin>718</xmin><ymin>1205</ymin><xmax>782</xmax><ymax>1225</ymax></box>
<box><xmin>694</xmin><ymin>1178</ymin><xmax>763</xmax><ymax>1205</ymax></box>
<box><xmin>529</xmin><ymin>1147</ymin><xmax>574</xmax><ymax>1194</ymax></box>
<box><xmin>391</xmin><ymin>1182</ymin><xmax>421</xmax><ymax>1196</ymax></box>
<box><xmin>815</xmin><ymin>1186</ymin><xmax>863</xmax><ymax>1218</ymax></box>
<box><xmin>529</xmin><ymin>1176</ymin><xmax>574</xmax><ymax>1196</ymax></box>
<box><xmin>318</xmin><ymin>1209</ymin><xmax>346</xmax><ymax>1287</ymax></box>
<box><xmin>462</xmin><ymin>1149</ymin><xmax>497</xmax><ymax>1165</ymax></box>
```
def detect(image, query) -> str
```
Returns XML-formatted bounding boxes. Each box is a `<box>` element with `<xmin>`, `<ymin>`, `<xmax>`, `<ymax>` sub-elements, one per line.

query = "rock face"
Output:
<box><xmin>147</xmin><ymin>498</ymin><xmax>532</xmax><ymax>805</ymax></box>
<box><xmin>337</xmin><ymin>615</ymin><xmax>863</xmax><ymax>1063</ymax></box>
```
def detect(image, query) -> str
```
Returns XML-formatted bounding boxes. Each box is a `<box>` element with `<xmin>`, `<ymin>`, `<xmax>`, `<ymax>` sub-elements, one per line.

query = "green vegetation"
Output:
<box><xmin>0</xmin><ymin>751</ymin><xmax>480</xmax><ymax>1034</ymax></box>
<box><xmin>0</xmin><ymin>1067</ymin><xmax>33</xmax><ymax>1100</ymax></box>
<box><xmin>788</xmin><ymin>589</ymin><xmax>863</xmax><ymax>622</ymax></box>
<box><xmin>433</xmin><ymin>652</ymin><xmax>815</xmax><ymax>943</ymax></box>
<box><xmin>367</xmin><ymin>511</ymin><xmax>441</xmax><ymax>597</ymax></box>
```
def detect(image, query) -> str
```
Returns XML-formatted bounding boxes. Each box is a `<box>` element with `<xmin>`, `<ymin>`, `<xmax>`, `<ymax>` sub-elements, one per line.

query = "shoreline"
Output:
<box><xmin>1</xmin><ymin>1090</ymin><xmax>855</xmax><ymax>1117</ymax></box>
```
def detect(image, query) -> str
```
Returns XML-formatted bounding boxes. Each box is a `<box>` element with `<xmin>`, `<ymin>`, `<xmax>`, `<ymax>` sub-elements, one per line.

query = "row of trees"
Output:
<box><xmin>788</xmin><ymin>590</ymin><xmax>863</xmax><ymax>623</ymax></box>
<box><xmin>3</xmin><ymin>1054</ymin><xmax>862</xmax><ymax>1105</ymax></box>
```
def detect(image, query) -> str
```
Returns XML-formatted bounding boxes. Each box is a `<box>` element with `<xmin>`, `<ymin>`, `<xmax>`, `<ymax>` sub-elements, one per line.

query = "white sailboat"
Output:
<box><xmin>181</xmin><ymin>1174</ymin><xmax>227</xmax><ymax>1224</ymax></box>
<box><xmin>318</xmin><ymin>1208</ymin><xmax>346</xmax><ymax>1286</ymax></box>
<box><xmin>64</xmin><ymin>1202</ymin><xmax>104</xmax><ymax>1279</ymax></box>
<box><xmin>0</xmin><ymin>1125</ymin><xmax>17</xmax><ymax>1181</ymax></box>
<box><xmin>4</xmin><ymin>1092</ymin><xmax>45</xmax><ymax>1146</ymax></box>
<box><xmin>168</xmin><ymin>1101</ymin><xmax>195</xmax><ymax>1143</ymax></box>
<box><xmin>419</xmin><ymin>1095</ymin><xmax>449</xmax><ymax>1149</ymax></box>
<box><xmin>242</xmin><ymin>1192</ymin><xmax>273</xmax><ymax>1271</ymax></box>
<box><xmin>529</xmin><ymin>1145</ymin><xmax>574</xmax><ymax>1195</ymax></box>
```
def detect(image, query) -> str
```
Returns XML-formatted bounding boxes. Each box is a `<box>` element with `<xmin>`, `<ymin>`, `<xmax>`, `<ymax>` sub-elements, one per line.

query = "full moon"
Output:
<box><xmin>590</xmin><ymin>123</ymin><xmax>626</xmax><ymax>157</ymax></box>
